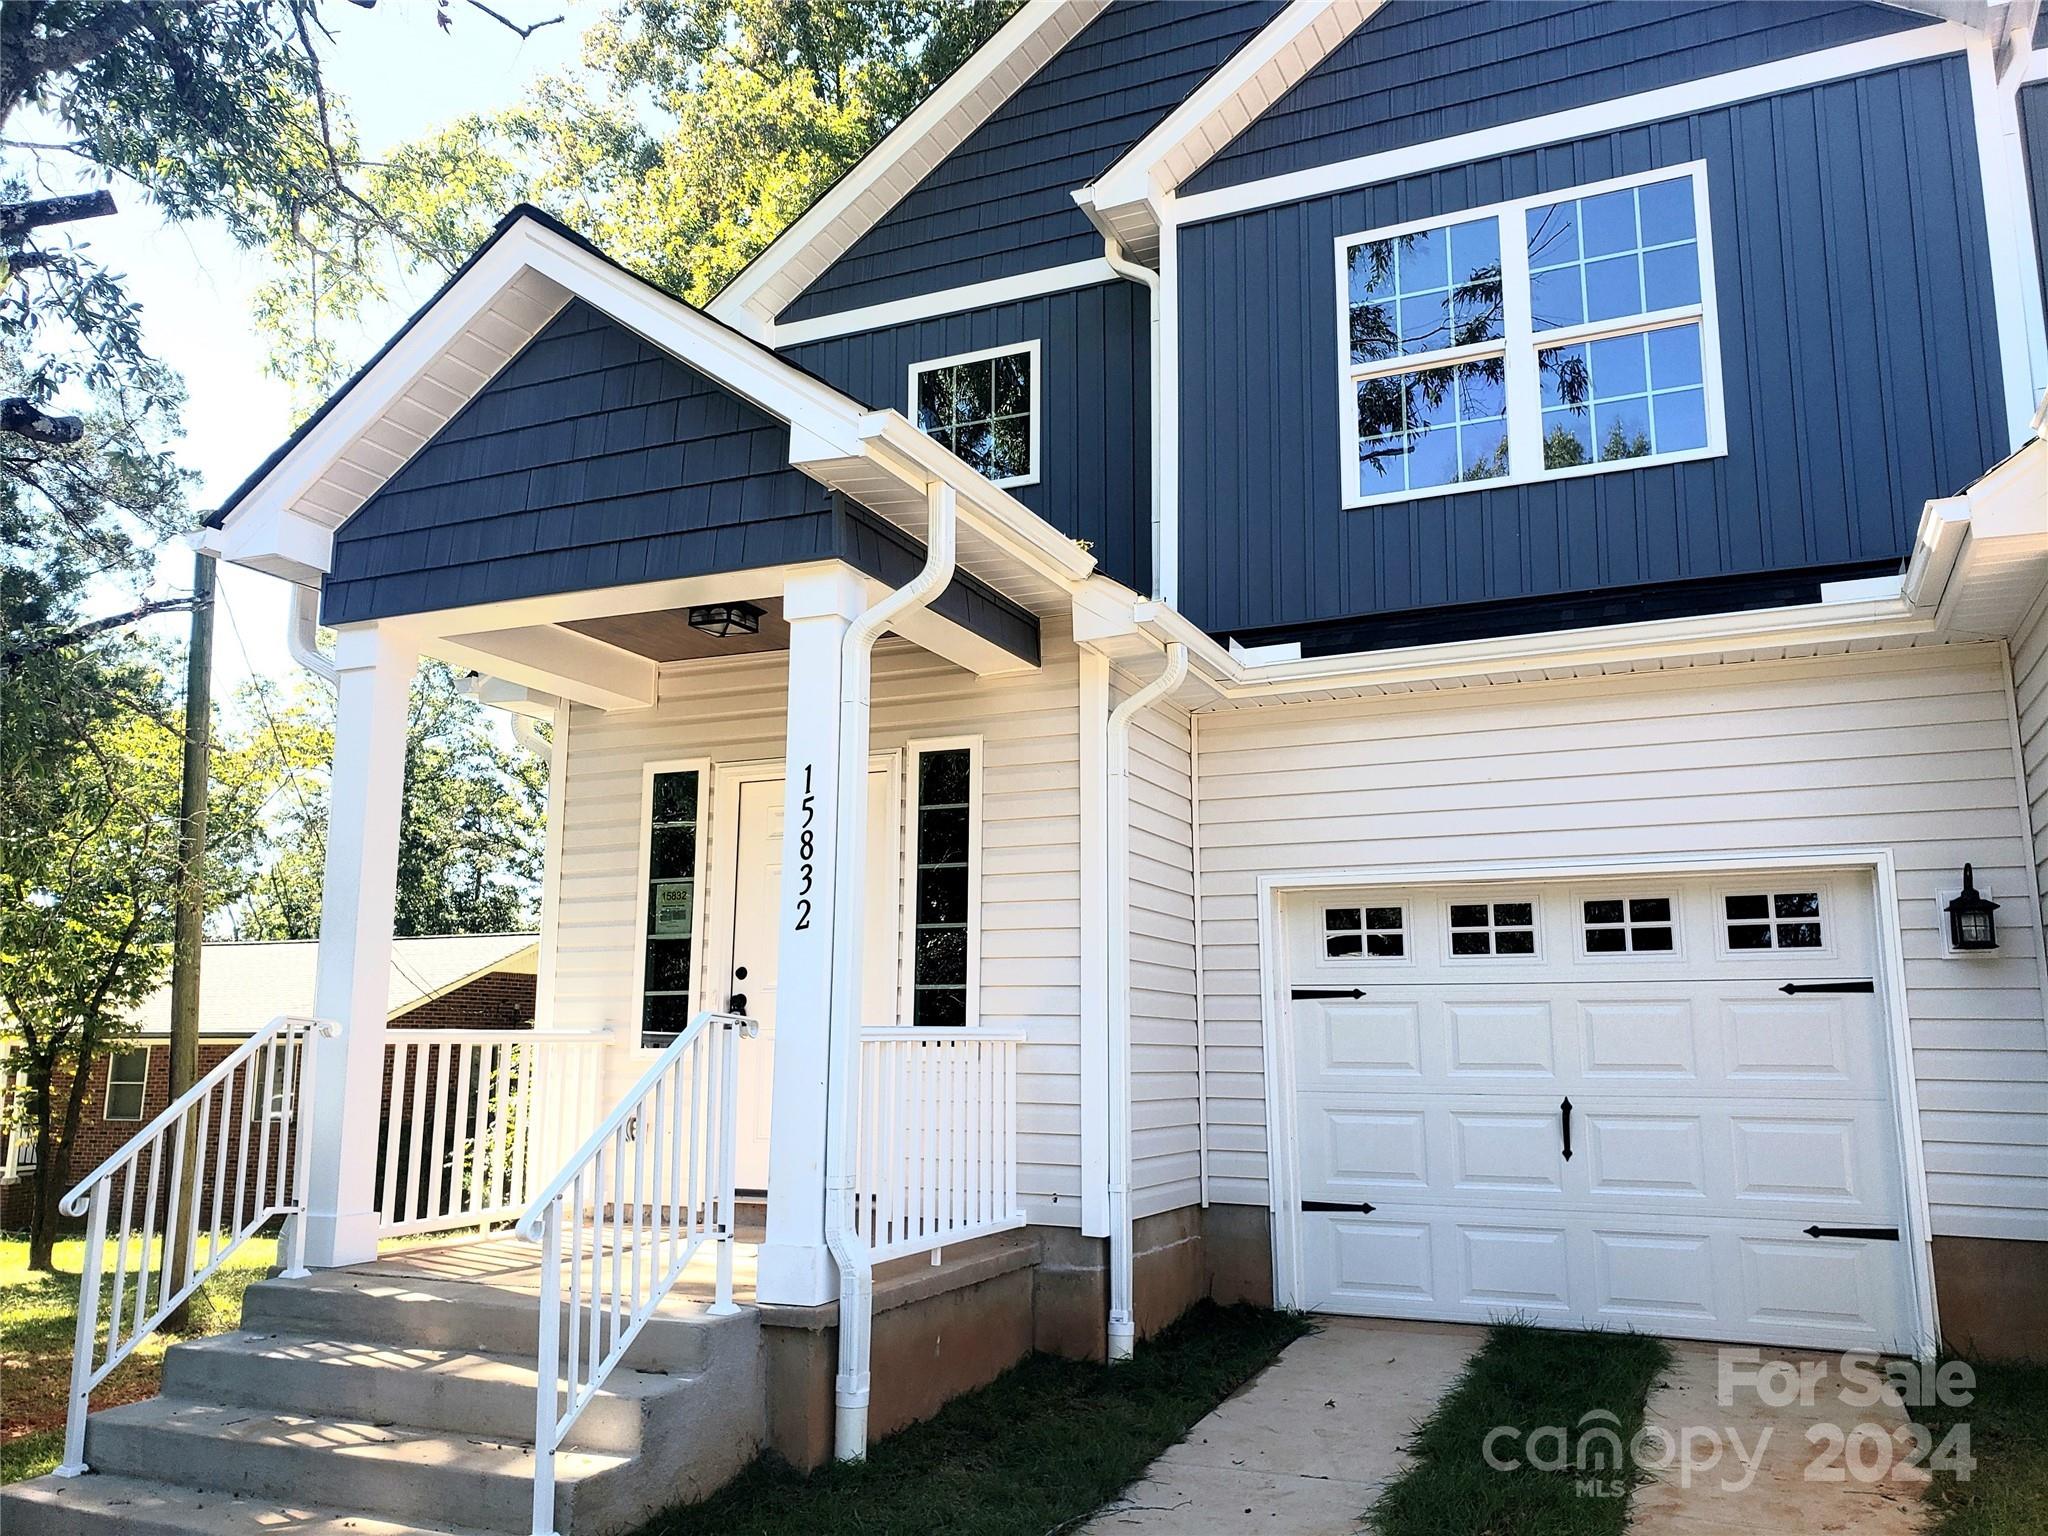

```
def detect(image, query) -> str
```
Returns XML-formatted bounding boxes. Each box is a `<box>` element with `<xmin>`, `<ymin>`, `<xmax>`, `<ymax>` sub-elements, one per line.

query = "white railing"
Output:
<box><xmin>54</xmin><ymin>1013</ymin><xmax>335</xmax><ymax>1477</ymax></box>
<box><xmin>852</xmin><ymin>1028</ymin><xmax>1024</xmax><ymax>1264</ymax></box>
<box><xmin>377</xmin><ymin>1030</ymin><xmax>607</xmax><ymax>1239</ymax></box>
<box><xmin>517</xmin><ymin>1010</ymin><xmax>752</xmax><ymax>1536</ymax></box>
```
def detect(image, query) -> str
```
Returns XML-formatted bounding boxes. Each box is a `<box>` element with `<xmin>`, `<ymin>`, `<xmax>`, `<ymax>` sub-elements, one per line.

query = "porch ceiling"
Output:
<box><xmin>563</xmin><ymin>598</ymin><xmax>790</xmax><ymax>662</ymax></box>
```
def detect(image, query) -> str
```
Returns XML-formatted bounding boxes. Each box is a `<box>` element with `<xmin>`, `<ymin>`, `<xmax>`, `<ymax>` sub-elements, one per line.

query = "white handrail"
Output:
<box><xmin>518</xmin><ymin>1010</ymin><xmax>753</xmax><ymax>1536</ymax></box>
<box><xmin>53</xmin><ymin>1013</ymin><xmax>336</xmax><ymax>1477</ymax></box>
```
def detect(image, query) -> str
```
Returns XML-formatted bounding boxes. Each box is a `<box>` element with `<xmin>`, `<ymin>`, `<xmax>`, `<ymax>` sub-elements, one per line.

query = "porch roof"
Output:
<box><xmin>205</xmin><ymin>207</ymin><xmax>1098</xmax><ymax>653</ymax></box>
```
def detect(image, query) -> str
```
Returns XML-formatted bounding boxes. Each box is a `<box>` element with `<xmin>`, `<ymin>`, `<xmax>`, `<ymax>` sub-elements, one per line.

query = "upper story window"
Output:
<box><xmin>909</xmin><ymin>341</ymin><xmax>1038</xmax><ymax>489</ymax></box>
<box><xmin>1339</xmin><ymin>164</ymin><xmax>1720</xmax><ymax>508</ymax></box>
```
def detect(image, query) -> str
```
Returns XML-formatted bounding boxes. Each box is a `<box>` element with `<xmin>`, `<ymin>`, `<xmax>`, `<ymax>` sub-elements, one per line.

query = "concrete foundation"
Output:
<box><xmin>1931</xmin><ymin>1235</ymin><xmax>2048</xmax><ymax>1360</ymax></box>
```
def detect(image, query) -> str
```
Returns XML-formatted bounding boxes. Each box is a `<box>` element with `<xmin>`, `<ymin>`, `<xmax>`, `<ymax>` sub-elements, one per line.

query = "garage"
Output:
<box><xmin>1282</xmin><ymin>871</ymin><xmax>1923</xmax><ymax>1349</ymax></box>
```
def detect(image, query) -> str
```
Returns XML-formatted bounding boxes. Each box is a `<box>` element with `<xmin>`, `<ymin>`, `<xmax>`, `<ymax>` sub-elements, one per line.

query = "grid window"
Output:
<box><xmin>1338</xmin><ymin>166</ymin><xmax>1717</xmax><ymax>506</ymax></box>
<box><xmin>1584</xmin><ymin>896</ymin><xmax>1675</xmax><ymax>953</ymax></box>
<box><xmin>104</xmin><ymin>1047</ymin><xmax>149</xmax><ymax>1122</ymax></box>
<box><xmin>642</xmin><ymin>770</ymin><xmax>700</xmax><ymax>1040</ymax></box>
<box><xmin>1449</xmin><ymin>901</ymin><xmax>1536</xmax><ymax>957</ymax></box>
<box><xmin>913</xmin><ymin>748</ymin><xmax>973</xmax><ymax>1027</ymax></box>
<box><xmin>1325</xmin><ymin>905</ymin><xmax>1404</xmax><ymax>959</ymax></box>
<box><xmin>913</xmin><ymin>345</ymin><xmax>1034</xmax><ymax>486</ymax></box>
<box><xmin>1526</xmin><ymin>176</ymin><xmax>1700</xmax><ymax>331</ymax></box>
<box><xmin>1725</xmin><ymin>892</ymin><xmax>1823</xmax><ymax>951</ymax></box>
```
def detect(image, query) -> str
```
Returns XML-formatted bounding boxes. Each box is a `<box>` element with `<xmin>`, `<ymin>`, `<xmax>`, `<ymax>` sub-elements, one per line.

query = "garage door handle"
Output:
<box><xmin>1779</xmin><ymin>980</ymin><xmax>1874</xmax><ymax>994</ymax></box>
<box><xmin>1291</xmin><ymin>987</ymin><xmax>1366</xmax><ymax>1000</ymax></box>
<box><xmin>1803</xmin><ymin>1224</ymin><xmax>1899</xmax><ymax>1241</ymax></box>
<box><xmin>1560</xmin><ymin>1097</ymin><xmax>1573</xmax><ymax>1161</ymax></box>
<box><xmin>1302</xmin><ymin>1199</ymin><xmax>1376</xmax><ymax>1214</ymax></box>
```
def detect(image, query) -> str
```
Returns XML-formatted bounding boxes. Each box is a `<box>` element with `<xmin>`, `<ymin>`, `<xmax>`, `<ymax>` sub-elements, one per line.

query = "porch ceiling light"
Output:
<box><xmin>687</xmin><ymin>601</ymin><xmax>764</xmax><ymax>639</ymax></box>
<box><xmin>1945</xmin><ymin>863</ymin><xmax>1999</xmax><ymax>952</ymax></box>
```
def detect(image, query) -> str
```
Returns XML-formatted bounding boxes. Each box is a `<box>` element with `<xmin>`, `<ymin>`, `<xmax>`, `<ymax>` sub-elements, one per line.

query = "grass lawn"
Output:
<box><xmin>1912</xmin><ymin>1355</ymin><xmax>2048</xmax><ymax>1536</ymax></box>
<box><xmin>1365</xmin><ymin>1322</ymin><xmax>1671</xmax><ymax>1536</ymax></box>
<box><xmin>0</xmin><ymin>1231</ymin><xmax>279</xmax><ymax>1486</ymax></box>
<box><xmin>633</xmin><ymin>1301</ymin><xmax>1310</xmax><ymax>1536</ymax></box>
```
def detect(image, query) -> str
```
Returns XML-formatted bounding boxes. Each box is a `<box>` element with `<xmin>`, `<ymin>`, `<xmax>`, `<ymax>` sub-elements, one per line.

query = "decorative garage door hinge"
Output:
<box><xmin>1291</xmin><ymin>987</ymin><xmax>1366</xmax><ymax>1000</ymax></box>
<box><xmin>1301</xmin><ymin>1199</ymin><xmax>1376</xmax><ymax>1214</ymax></box>
<box><xmin>1803</xmin><ymin>1224</ymin><xmax>1900</xmax><ymax>1241</ymax></box>
<box><xmin>1778</xmin><ymin>980</ymin><xmax>1875</xmax><ymax>994</ymax></box>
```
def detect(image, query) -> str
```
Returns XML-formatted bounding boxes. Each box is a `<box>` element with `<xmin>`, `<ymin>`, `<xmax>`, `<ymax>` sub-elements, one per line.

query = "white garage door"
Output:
<box><xmin>1285</xmin><ymin>873</ymin><xmax>1920</xmax><ymax>1350</ymax></box>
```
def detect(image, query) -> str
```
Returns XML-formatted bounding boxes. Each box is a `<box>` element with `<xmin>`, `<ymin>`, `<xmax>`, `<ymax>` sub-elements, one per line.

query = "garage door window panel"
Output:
<box><xmin>1448</xmin><ymin>900</ymin><xmax>1536</xmax><ymax>957</ymax></box>
<box><xmin>1583</xmin><ymin>895</ymin><xmax>1676</xmax><ymax>955</ymax></box>
<box><xmin>1723</xmin><ymin>891</ymin><xmax>1825</xmax><ymax>952</ymax></box>
<box><xmin>1325</xmin><ymin>904</ymin><xmax>1405</xmax><ymax>959</ymax></box>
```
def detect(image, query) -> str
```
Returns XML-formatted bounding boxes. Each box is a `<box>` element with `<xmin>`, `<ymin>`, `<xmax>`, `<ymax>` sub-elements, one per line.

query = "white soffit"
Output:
<box><xmin>1077</xmin><ymin>0</ymin><xmax>1383</xmax><ymax>262</ymax></box>
<box><xmin>707</xmin><ymin>0</ymin><xmax>1111</xmax><ymax>335</ymax></box>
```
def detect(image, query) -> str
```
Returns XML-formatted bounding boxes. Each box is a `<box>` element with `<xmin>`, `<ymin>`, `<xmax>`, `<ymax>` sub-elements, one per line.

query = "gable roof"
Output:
<box><xmin>707</xmin><ymin>0</ymin><xmax>1112</xmax><ymax>336</ymax></box>
<box><xmin>117</xmin><ymin>934</ymin><xmax>539</xmax><ymax>1038</ymax></box>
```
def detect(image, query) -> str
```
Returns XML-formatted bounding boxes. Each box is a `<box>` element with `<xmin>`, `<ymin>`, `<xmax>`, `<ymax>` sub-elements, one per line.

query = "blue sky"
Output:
<box><xmin>73</xmin><ymin>0</ymin><xmax>593</xmax><ymax>694</ymax></box>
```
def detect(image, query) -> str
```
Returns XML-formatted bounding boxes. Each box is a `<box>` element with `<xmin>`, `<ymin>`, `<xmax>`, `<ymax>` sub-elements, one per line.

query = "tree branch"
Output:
<box><xmin>3</xmin><ymin>595</ymin><xmax>199</xmax><ymax>664</ymax></box>
<box><xmin>461</xmin><ymin>0</ymin><xmax>566</xmax><ymax>40</ymax></box>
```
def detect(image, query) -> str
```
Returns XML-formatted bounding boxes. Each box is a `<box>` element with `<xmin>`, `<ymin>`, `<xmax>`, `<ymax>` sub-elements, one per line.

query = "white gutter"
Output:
<box><xmin>824</xmin><ymin>478</ymin><xmax>958</xmax><ymax>1459</ymax></box>
<box><xmin>288</xmin><ymin>583</ymin><xmax>337</xmax><ymax>686</ymax></box>
<box><xmin>1104</xmin><ymin>638</ymin><xmax>1188</xmax><ymax>1361</ymax></box>
<box><xmin>1100</xmin><ymin>237</ymin><xmax>1165</xmax><ymax>603</ymax></box>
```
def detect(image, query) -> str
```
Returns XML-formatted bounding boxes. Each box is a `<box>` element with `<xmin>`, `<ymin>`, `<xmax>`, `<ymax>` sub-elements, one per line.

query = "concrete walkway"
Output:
<box><xmin>1081</xmin><ymin>1318</ymin><xmax>1482</xmax><ymax>1534</ymax></box>
<box><xmin>1630</xmin><ymin>1341</ymin><xmax>1929</xmax><ymax>1536</ymax></box>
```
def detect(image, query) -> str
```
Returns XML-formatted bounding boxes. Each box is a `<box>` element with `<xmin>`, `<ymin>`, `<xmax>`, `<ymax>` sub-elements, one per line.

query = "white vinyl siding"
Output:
<box><xmin>1196</xmin><ymin>644</ymin><xmax>2048</xmax><ymax>1244</ymax></box>
<box><xmin>548</xmin><ymin>621</ymin><xmax>1085</xmax><ymax>1226</ymax></box>
<box><xmin>1126</xmin><ymin>689</ymin><xmax>1200</xmax><ymax>1220</ymax></box>
<box><xmin>2009</xmin><ymin>587</ymin><xmax>2048</xmax><ymax>916</ymax></box>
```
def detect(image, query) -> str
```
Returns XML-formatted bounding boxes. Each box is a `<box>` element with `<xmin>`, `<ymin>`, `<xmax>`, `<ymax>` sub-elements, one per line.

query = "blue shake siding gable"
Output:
<box><xmin>1176</xmin><ymin>55</ymin><xmax>2005</xmax><ymax>637</ymax></box>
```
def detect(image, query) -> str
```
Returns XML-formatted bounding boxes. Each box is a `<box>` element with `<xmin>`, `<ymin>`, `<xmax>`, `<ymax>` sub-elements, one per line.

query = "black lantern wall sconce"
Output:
<box><xmin>1945</xmin><ymin>864</ymin><xmax>2000</xmax><ymax>952</ymax></box>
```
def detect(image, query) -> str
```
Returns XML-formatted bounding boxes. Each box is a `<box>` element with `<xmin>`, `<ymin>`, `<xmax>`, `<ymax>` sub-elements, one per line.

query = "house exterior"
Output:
<box><xmin>13</xmin><ymin>3</ymin><xmax>2048</xmax><ymax>1533</ymax></box>
<box><xmin>0</xmin><ymin>934</ymin><xmax>537</xmax><ymax>1229</ymax></box>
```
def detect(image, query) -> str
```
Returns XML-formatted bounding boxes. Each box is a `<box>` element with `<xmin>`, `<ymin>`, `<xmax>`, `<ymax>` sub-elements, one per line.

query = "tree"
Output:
<box><xmin>226</xmin><ymin>661</ymin><xmax>548</xmax><ymax>942</ymax></box>
<box><xmin>260</xmin><ymin>0</ymin><xmax>1023</xmax><ymax>399</ymax></box>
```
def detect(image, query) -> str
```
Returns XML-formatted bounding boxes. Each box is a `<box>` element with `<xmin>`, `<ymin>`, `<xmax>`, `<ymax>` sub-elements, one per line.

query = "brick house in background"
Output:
<box><xmin>0</xmin><ymin>933</ymin><xmax>537</xmax><ymax>1228</ymax></box>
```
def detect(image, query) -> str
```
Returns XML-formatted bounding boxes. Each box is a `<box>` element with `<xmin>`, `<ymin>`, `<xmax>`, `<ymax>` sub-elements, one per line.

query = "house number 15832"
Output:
<box><xmin>793</xmin><ymin>763</ymin><xmax>815</xmax><ymax>931</ymax></box>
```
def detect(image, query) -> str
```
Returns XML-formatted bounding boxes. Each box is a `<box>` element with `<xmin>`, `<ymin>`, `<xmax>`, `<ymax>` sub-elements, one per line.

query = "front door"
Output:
<box><xmin>723</xmin><ymin>767</ymin><xmax>896</xmax><ymax>1191</ymax></box>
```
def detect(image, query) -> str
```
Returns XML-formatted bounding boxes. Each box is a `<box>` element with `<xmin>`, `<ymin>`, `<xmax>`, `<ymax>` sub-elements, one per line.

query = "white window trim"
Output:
<box><xmin>907</xmin><ymin>339</ymin><xmax>1042</xmax><ymax>491</ymax></box>
<box><xmin>1320</xmin><ymin>901</ymin><xmax>1410</xmax><ymax>963</ymax></box>
<box><xmin>1441</xmin><ymin>895</ymin><xmax>1540</xmax><ymax>961</ymax></box>
<box><xmin>1334</xmin><ymin>161</ymin><xmax>1725</xmax><ymax>510</ymax></box>
<box><xmin>103</xmin><ymin>1045</ymin><xmax>150</xmax><ymax>1123</ymax></box>
<box><xmin>632</xmin><ymin>757</ymin><xmax>713</xmax><ymax>1042</ymax></box>
<box><xmin>1712</xmin><ymin>878</ymin><xmax>1838</xmax><ymax>960</ymax></box>
<box><xmin>1572</xmin><ymin>886</ymin><xmax>1684</xmax><ymax>962</ymax></box>
<box><xmin>900</xmin><ymin>735</ymin><xmax>983</xmax><ymax>1029</ymax></box>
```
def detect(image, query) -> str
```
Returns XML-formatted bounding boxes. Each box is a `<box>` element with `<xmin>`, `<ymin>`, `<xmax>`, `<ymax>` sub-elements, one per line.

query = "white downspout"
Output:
<box><xmin>1101</xmin><ymin>237</ymin><xmax>1164</xmax><ymax>601</ymax></box>
<box><xmin>1104</xmin><ymin>639</ymin><xmax>1188</xmax><ymax>1361</ymax></box>
<box><xmin>288</xmin><ymin>583</ymin><xmax>337</xmax><ymax>685</ymax></box>
<box><xmin>824</xmin><ymin>478</ymin><xmax>958</xmax><ymax>1459</ymax></box>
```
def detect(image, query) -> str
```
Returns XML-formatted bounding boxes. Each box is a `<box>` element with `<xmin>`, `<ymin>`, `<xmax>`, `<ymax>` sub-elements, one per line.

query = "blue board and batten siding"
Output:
<box><xmin>783</xmin><ymin>279</ymin><xmax>1152</xmax><ymax>592</ymax></box>
<box><xmin>1187</xmin><ymin>0</ymin><xmax>1934</xmax><ymax>193</ymax></box>
<box><xmin>778</xmin><ymin>0</ymin><xmax>1281</xmax><ymax>322</ymax></box>
<box><xmin>1178</xmin><ymin>53</ymin><xmax>2006</xmax><ymax>638</ymax></box>
<box><xmin>2023</xmin><ymin>82</ymin><xmax>2048</xmax><ymax>322</ymax></box>
<box><xmin>322</xmin><ymin>298</ymin><xmax>1037</xmax><ymax>661</ymax></box>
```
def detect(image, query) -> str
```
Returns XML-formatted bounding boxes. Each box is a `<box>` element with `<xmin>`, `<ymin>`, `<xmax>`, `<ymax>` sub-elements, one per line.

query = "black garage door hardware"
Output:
<box><xmin>1803</xmin><ymin>1224</ymin><xmax>1899</xmax><ymax>1240</ymax></box>
<box><xmin>1291</xmin><ymin>987</ymin><xmax>1367</xmax><ymax>1000</ymax></box>
<box><xmin>1302</xmin><ymin>1199</ymin><xmax>1376</xmax><ymax>1214</ymax></box>
<box><xmin>1779</xmin><ymin>980</ymin><xmax>1875</xmax><ymax>995</ymax></box>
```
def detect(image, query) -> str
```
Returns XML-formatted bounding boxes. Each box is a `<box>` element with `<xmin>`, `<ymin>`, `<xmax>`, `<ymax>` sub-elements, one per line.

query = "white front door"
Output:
<box><xmin>1285</xmin><ymin>872</ymin><xmax>1919</xmax><ymax>1349</ymax></box>
<box><xmin>722</xmin><ymin>767</ymin><xmax>896</xmax><ymax>1191</ymax></box>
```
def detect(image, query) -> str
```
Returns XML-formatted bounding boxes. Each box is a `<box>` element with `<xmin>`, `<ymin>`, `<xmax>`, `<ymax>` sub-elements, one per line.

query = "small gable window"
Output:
<box><xmin>910</xmin><ymin>341</ymin><xmax>1038</xmax><ymax>488</ymax></box>
<box><xmin>1339</xmin><ymin>164</ymin><xmax>1719</xmax><ymax>508</ymax></box>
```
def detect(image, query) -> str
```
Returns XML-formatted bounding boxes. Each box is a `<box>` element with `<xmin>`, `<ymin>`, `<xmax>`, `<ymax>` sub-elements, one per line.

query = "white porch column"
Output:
<box><xmin>757</xmin><ymin>565</ymin><xmax>868</xmax><ymax>1306</ymax></box>
<box><xmin>301</xmin><ymin>623</ymin><xmax>415</xmax><ymax>1268</ymax></box>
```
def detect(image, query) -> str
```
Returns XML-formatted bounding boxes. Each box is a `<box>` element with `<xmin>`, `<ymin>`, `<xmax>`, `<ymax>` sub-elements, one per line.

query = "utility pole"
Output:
<box><xmin>164</xmin><ymin>550</ymin><xmax>215</xmax><ymax>1330</ymax></box>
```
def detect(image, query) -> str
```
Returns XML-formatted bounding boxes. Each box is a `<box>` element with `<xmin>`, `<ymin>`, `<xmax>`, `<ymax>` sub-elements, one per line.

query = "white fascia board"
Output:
<box><xmin>708</xmin><ymin>0</ymin><xmax>1111</xmax><ymax>334</ymax></box>
<box><xmin>1172</xmin><ymin>25</ymin><xmax>1976</xmax><ymax>227</ymax></box>
<box><xmin>848</xmin><ymin>411</ymin><xmax>1098</xmax><ymax>584</ymax></box>
<box><xmin>769</xmin><ymin>258</ymin><xmax>1117</xmax><ymax>346</ymax></box>
<box><xmin>1082</xmin><ymin>0</ymin><xmax>1385</xmax><ymax>252</ymax></box>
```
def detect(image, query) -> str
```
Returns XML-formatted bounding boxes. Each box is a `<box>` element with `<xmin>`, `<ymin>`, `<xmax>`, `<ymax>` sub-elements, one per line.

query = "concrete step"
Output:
<box><xmin>82</xmin><ymin>1397</ymin><xmax>633</xmax><ymax>1535</ymax></box>
<box><xmin>0</xmin><ymin>1473</ymin><xmax>499</xmax><ymax>1536</ymax></box>
<box><xmin>239</xmin><ymin>1270</ymin><xmax>727</xmax><ymax>1374</ymax></box>
<box><xmin>159</xmin><ymin>1330</ymin><xmax>672</xmax><ymax>1452</ymax></box>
